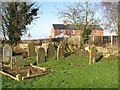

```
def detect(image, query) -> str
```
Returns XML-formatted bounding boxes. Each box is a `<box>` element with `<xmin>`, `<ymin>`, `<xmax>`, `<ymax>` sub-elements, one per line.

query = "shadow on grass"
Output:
<box><xmin>64</xmin><ymin>52</ymin><xmax>74</xmax><ymax>58</ymax></box>
<box><xmin>96</xmin><ymin>55</ymin><xmax>103</xmax><ymax>62</ymax></box>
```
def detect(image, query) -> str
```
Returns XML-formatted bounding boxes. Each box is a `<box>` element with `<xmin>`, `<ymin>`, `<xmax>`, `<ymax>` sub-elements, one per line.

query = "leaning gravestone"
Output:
<box><xmin>37</xmin><ymin>48</ymin><xmax>45</xmax><ymax>65</ymax></box>
<box><xmin>47</xmin><ymin>42</ymin><xmax>56</xmax><ymax>61</ymax></box>
<box><xmin>10</xmin><ymin>56</ymin><xmax>24</xmax><ymax>69</ymax></box>
<box><xmin>28</xmin><ymin>43</ymin><xmax>36</xmax><ymax>57</ymax></box>
<box><xmin>3</xmin><ymin>44</ymin><xmax>12</xmax><ymax>63</ymax></box>
<box><xmin>68</xmin><ymin>44</ymin><xmax>74</xmax><ymax>52</ymax></box>
<box><xmin>89</xmin><ymin>44</ymin><xmax>96</xmax><ymax>65</ymax></box>
<box><xmin>57</xmin><ymin>44</ymin><xmax>64</xmax><ymax>60</ymax></box>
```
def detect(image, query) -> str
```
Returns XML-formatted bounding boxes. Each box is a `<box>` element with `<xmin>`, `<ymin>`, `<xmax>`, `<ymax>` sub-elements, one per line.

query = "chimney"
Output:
<box><xmin>64</xmin><ymin>21</ymin><xmax>67</xmax><ymax>25</ymax></box>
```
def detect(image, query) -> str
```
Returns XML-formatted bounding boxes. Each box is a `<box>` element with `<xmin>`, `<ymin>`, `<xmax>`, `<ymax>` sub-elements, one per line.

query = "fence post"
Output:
<box><xmin>111</xmin><ymin>35</ymin><xmax>113</xmax><ymax>46</ymax></box>
<box><xmin>116</xmin><ymin>36</ymin><xmax>118</xmax><ymax>47</ymax></box>
<box><xmin>93</xmin><ymin>36</ymin><xmax>94</xmax><ymax>44</ymax></box>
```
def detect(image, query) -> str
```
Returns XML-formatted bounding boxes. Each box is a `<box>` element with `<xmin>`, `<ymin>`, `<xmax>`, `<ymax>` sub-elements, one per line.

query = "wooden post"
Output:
<box><xmin>116</xmin><ymin>36</ymin><xmax>118</xmax><ymax>47</ymax></box>
<box><xmin>111</xmin><ymin>35</ymin><xmax>113</xmax><ymax>46</ymax></box>
<box><xmin>93</xmin><ymin>36</ymin><xmax>94</xmax><ymax>44</ymax></box>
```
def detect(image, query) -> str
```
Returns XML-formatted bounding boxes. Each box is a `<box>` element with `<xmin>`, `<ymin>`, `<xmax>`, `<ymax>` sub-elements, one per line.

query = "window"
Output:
<box><xmin>71</xmin><ymin>30</ymin><xmax>75</xmax><ymax>34</ymax></box>
<box><xmin>61</xmin><ymin>30</ymin><xmax>64</xmax><ymax>33</ymax></box>
<box><xmin>95</xmin><ymin>30</ymin><xmax>98</xmax><ymax>34</ymax></box>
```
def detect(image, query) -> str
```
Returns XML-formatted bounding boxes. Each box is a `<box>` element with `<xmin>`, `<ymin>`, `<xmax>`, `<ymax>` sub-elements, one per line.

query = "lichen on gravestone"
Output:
<box><xmin>89</xmin><ymin>44</ymin><xmax>96</xmax><ymax>65</ymax></box>
<box><xmin>68</xmin><ymin>44</ymin><xmax>74</xmax><ymax>52</ymax></box>
<box><xmin>3</xmin><ymin>44</ymin><xmax>12</xmax><ymax>63</ymax></box>
<box><xmin>0</xmin><ymin>46</ymin><xmax>3</xmax><ymax>58</ymax></box>
<box><xmin>57</xmin><ymin>44</ymin><xmax>64</xmax><ymax>60</ymax></box>
<box><xmin>37</xmin><ymin>48</ymin><xmax>45</xmax><ymax>65</ymax></box>
<box><xmin>47</xmin><ymin>42</ymin><xmax>56</xmax><ymax>61</ymax></box>
<box><xmin>10</xmin><ymin>56</ymin><xmax>24</xmax><ymax>69</ymax></box>
<box><xmin>28</xmin><ymin>43</ymin><xmax>36</xmax><ymax>57</ymax></box>
<box><xmin>65</xmin><ymin>44</ymin><xmax>71</xmax><ymax>53</ymax></box>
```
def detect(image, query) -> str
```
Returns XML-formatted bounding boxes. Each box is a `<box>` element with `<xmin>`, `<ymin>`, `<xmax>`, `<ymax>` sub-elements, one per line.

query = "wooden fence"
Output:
<box><xmin>88</xmin><ymin>36</ymin><xmax>119</xmax><ymax>47</ymax></box>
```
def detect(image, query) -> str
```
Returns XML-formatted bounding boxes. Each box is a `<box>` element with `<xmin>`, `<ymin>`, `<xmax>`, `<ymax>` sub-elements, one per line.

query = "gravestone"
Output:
<box><xmin>47</xmin><ymin>42</ymin><xmax>56</xmax><ymax>61</ymax></box>
<box><xmin>73</xmin><ymin>45</ymin><xmax>77</xmax><ymax>50</ymax></box>
<box><xmin>0</xmin><ymin>39</ymin><xmax>2</xmax><ymax>46</ymax></box>
<box><xmin>57</xmin><ymin>44</ymin><xmax>64</xmax><ymax>60</ymax></box>
<box><xmin>0</xmin><ymin>46</ymin><xmax>2</xmax><ymax>58</ymax></box>
<box><xmin>68</xmin><ymin>44</ymin><xmax>74</xmax><ymax>52</ymax></box>
<box><xmin>65</xmin><ymin>43</ymin><xmax>71</xmax><ymax>53</ymax></box>
<box><xmin>3</xmin><ymin>44</ymin><xmax>12</xmax><ymax>63</ymax></box>
<box><xmin>89</xmin><ymin>44</ymin><xmax>96</xmax><ymax>65</ymax></box>
<box><xmin>28</xmin><ymin>43</ymin><xmax>36</xmax><ymax>57</ymax></box>
<box><xmin>10</xmin><ymin>56</ymin><xmax>24</xmax><ymax>69</ymax></box>
<box><xmin>37</xmin><ymin>48</ymin><xmax>45</xmax><ymax>65</ymax></box>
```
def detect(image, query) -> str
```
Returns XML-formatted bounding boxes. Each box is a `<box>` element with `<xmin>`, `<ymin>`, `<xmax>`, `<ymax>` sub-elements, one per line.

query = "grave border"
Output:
<box><xmin>0</xmin><ymin>64</ymin><xmax>53</xmax><ymax>81</ymax></box>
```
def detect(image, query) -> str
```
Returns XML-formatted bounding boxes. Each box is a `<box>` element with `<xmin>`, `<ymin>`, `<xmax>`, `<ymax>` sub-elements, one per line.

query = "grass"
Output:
<box><xmin>1</xmin><ymin>50</ymin><xmax>118</xmax><ymax>88</ymax></box>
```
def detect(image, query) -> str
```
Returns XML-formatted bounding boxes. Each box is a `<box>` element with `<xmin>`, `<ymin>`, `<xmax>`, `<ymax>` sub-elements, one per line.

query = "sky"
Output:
<box><xmin>22</xmin><ymin>2</ymin><xmax>75</xmax><ymax>40</ymax></box>
<box><xmin>14</xmin><ymin>2</ymin><xmax>117</xmax><ymax>40</ymax></box>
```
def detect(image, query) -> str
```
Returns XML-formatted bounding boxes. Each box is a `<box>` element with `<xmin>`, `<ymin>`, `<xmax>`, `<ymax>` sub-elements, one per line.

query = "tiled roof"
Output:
<box><xmin>53</xmin><ymin>24</ymin><xmax>103</xmax><ymax>30</ymax></box>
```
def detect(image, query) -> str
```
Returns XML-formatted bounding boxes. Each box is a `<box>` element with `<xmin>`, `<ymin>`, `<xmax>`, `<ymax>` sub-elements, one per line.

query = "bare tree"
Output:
<box><xmin>56</xmin><ymin>2</ymin><xmax>99</xmax><ymax>46</ymax></box>
<box><xmin>100</xmin><ymin>2</ymin><xmax>118</xmax><ymax>35</ymax></box>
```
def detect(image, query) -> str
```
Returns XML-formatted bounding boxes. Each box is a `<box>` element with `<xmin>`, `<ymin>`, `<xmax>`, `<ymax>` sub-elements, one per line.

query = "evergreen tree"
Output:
<box><xmin>2</xmin><ymin>2</ymin><xmax>40</xmax><ymax>45</ymax></box>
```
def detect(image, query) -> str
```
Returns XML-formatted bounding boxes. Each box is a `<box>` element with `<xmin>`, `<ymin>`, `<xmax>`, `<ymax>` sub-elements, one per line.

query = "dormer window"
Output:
<box><xmin>95</xmin><ymin>30</ymin><xmax>98</xmax><ymax>34</ymax></box>
<box><xmin>61</xmin><ymin>30</ymin><xmax>64</xmax><ymax>33</ymax></box>
<box><xmin>71</xmin><ymin>30</ymin><xmax>75</xmax><ymax>34</ymax></box>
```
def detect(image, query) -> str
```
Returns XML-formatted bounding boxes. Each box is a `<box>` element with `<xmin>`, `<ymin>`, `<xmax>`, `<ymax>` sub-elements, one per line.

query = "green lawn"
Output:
<box><xmin>1</xmin><ymin>50</ymin><xmax>118</xmax><ymax>88</ymax></box>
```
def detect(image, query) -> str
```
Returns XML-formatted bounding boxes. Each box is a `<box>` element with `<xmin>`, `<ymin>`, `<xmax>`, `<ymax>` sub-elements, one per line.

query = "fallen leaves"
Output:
<box><xmin>61</xmin><ymin>80</ymin><xmax>64</xmax><ymax>82</ymax></box>
<box><xmin>78</xmin><ymin>65</ymin><xmax>85</xmax><ymax>68</ymax></box>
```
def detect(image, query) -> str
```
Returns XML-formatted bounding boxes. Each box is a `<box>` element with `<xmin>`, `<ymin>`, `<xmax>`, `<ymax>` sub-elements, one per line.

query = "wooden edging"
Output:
<box><xmin>22</xmin><ymin>73</ymin><xmax>47</xmax><ymax>80</ymax></box>
<box><xmin>3</xmin><ymin>64</ymin><xmax>10</xmax><ymax>67</ymax></box>
<box><xmin>32</xmin><ymin>65</ymin><xmax>47</xmax><ymax>71</ymax></box>
<box><xmin>0</xmin><ymin>71</ymin><xmax>19</xmax><ymax>81</ymax></box>
<box><xmin>1</xmin><ymin>65</ymin><xmax>54</xmax><ymax>81</ymax></box>
<box><xmin>32</xmin><ymin>65</ymin><xmax>54</xmax><ymax>72</ymax></box>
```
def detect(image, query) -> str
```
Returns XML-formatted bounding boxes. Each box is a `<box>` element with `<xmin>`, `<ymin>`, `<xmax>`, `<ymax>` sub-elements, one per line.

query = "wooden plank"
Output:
<box><xmin>0</xmin><ymin>71</ymin><xmax>18</xmax><ymax>81</ymax></box>
<box><xmin>32</xmin><ymin>65</ymin><xmax>47</xmax><ymax>71</ymax></box>
<box><xmin>22</xmin><ymin>73</ymin><xmax>47</xmax><ymax>80</ymax></box>
<box><xmin>3</xmin><ymin>64</ymin><xmax>10</xmax><ymax>67</ymax></box>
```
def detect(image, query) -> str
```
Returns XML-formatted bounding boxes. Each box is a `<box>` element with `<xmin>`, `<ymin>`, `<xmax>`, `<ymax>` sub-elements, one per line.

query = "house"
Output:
<box><xmin>49</xmin><ymin>21</ymin><xmax>104</xmax><ymax>38</ymax></box>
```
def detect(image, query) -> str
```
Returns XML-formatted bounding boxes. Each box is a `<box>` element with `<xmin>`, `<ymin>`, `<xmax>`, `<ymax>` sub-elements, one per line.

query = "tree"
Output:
<box><xmin>1</xmin><ymin>2</ymin><xmax>40</xmax><ymax>45</ymax></box>
<box><xmin>57</xmin><ymin>2</ymin><xmax>98</xmax><ymax>47</ymax></box>
<box><xmin>100</xmin><ymin>2</ymin><xmax>118</xmax><ymax>35</ymax></box>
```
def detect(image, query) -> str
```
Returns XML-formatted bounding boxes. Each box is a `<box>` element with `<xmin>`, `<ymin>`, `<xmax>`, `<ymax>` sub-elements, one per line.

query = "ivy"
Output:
<box><xmin>82</xmin><ymin>29</ymin><xmax>92</xmax><ymax>44</ymax></box>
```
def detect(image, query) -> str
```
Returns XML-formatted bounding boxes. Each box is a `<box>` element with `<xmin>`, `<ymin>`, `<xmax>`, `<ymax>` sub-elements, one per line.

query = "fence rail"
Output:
<box><xmin>88</xmin><ymin>36</ymin><xmax>119</xmax><ymax>47</ymax></box>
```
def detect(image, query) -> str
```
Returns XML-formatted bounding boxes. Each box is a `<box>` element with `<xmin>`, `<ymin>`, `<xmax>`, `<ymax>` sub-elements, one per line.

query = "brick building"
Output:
<box><xmin>49</xmin><ymin>21</ymin><xmax>104</xmax><ymax>38</ymax></box>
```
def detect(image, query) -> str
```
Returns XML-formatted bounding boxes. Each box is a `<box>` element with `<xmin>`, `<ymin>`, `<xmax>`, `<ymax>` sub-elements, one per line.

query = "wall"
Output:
<box><xmin>54</xmin><ymin>29</ymin><xmax>103</xmax><ymax>37</ymax></box>
<box><xmin>54</xmin><ymin>29</ymin><xmax>80</xmax><ymax>37</ymax></box>
<box><xmin>89</xmin><ymin>30</ymin><xmax>103</xmax><ymax>36</ymax></box>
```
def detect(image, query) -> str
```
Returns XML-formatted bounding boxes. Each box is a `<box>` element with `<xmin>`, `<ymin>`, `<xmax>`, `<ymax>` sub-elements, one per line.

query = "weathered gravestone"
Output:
<box><xmin>10</xmin><ymin>56</ymin><xmax>24</xmax><ymax>69</ymax></box>
<box><xmin>57</xmin><ymin>44</ymin><xmax>64</xmax><ymax>60</ymax></box>
<box><xmin>3</xmin><ymin>44</ymin><xmax>12</xmax><ymax>63</ymax></box>
<box><xmin>65</xmin><ymin>43</ymin><xmax>71</xmax><ymax>53</ymax></box>
<box><xmin>73</xmin><ymin>44</ymin><xmax>78</xmax><ymax>50</ymax></box>
<box><xmin>89</xmin><ymin>44</ymin><xmax>96</xmax><ymax>65</ymax></box>
<box><xmin>68</xmin><ymin>44</ymin><xmax>74</xmax><ymax>52</ymax></box>
<box><xmin>37</xmin><ymin>48</ymin><xmax>45</xmax><ymax>65</ymax></box>
<box><xmin>0</xmin><ymin>46</ymin><xmax>2</xmax><ymax>58</ymax></box>
<box><xmin>28</xmin><ymin>43</ymin><xmax>36</xmax><ymax>57</ymax></box>
<box><xmin>47</xmin><ymin>42</ymin><xmax>56</xmax><ymax>61</ymax></box>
